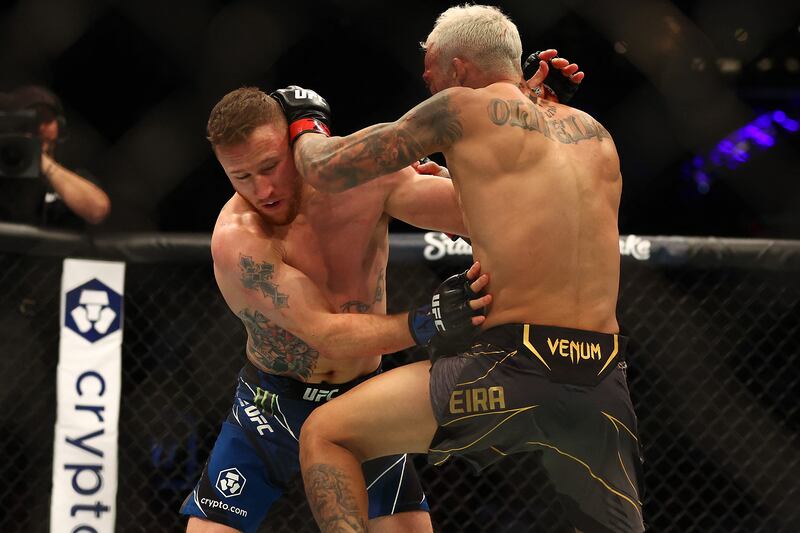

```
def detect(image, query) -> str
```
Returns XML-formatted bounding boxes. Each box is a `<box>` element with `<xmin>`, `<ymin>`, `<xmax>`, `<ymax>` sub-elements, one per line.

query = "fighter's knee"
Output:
<box><xmin>302</xmin><ymin>407</ymin><xmax>331</xmax><ymax>441</ymax></box>
<box><xmin>369</xmin><ymin>511</ymin><xmax>433</xmax><ymax>533</ymax></box>
<box><xmin>300</xmin><ymin>408</ymin><xmax>335</xmax><ymax>454</ymax></box>
<box><xmin>186</xmin><ymin>516</ymin><xmax>241</xmax><ymax>532</ymax></box>
<box><xmin>301</xmin><ymin>407</ymin><xmax>368</xmax><ymax>462</ymax></box>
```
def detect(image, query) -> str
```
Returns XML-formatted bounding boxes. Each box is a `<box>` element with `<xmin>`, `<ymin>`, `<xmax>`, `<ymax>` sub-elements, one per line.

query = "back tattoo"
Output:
<box><xmin>487</xmin><ymin>98</ymin><xmax>610</xmax><ymax>145</ymax></box>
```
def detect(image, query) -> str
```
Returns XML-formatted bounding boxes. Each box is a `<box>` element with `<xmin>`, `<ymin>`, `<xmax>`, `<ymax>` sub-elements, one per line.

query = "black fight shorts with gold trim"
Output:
<box><xmin>428</xmin><ymin>324</ymin><xmax>645</xmax><ymax>533</ymax></box>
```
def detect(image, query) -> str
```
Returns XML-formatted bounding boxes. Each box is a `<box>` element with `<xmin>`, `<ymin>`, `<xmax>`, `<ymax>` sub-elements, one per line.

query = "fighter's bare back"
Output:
<box><xmin>444</xmin><ymin>82</ymin><xmax>621</xmax><ymax>333</ymax></box>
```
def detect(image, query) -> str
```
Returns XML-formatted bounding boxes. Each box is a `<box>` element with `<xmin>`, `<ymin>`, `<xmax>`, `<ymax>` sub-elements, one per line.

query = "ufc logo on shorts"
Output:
<box><xmin>243</xmin><ymin>404</ymin><xmax>273</xmax><ymax>435</ymax></box>
<box><xmin>432</xmin><ymin>294</ymin><xmax>445</xmax><ymax>332</ymax></box>
<box><xmin>303</xmin><ymin>387</ymin><xmax>339</xmax><ymax>402</ymax></box>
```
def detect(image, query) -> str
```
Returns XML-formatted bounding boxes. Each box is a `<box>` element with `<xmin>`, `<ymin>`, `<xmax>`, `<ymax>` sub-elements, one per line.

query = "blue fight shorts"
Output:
<box><xmin>180</xmin><ymin>360</ymin><xmax>429</xmax><ymax>532</ymax></box>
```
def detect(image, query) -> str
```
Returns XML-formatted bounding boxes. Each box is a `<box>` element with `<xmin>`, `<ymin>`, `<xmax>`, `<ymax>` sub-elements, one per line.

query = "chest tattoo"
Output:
<box><xmin>339</xmin><ymin>270</ymin><xmax>385</xmax><ymax>314</ymax></box>
<box><xmin>374</xmin><ymin>270</ymin><xmax>384</xmax><ymax>303</ymax></box>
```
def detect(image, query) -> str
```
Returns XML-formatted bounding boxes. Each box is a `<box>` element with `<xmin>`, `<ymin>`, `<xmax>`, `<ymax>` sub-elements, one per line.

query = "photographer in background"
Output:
<box><xmin>0</xmin><ymin>85</ymin><xmax>110</xmax><ymax>227</ymax></box>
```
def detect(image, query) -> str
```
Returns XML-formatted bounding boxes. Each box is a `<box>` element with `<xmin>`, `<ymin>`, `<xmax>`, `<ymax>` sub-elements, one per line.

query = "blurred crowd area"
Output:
<box><xmin>1</xmin><ymin>0</ymin><xmax>798</xmax><ymax>236</ymax></box>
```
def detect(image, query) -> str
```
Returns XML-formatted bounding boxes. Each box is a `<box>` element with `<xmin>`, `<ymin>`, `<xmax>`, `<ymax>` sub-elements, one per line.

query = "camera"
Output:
<box><xmin>0</xmin><ymin>109</ymin><xmax>41</xmax><ymax>179</ymax></box>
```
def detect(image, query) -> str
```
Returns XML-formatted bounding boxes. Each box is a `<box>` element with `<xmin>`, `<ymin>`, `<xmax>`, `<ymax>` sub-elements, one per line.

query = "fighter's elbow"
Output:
<box><xmin>301</xmin><ymin>158</ymin><xmax>349</xmax><ymax>193</ymax></box>
<box><xmin>313</xmin><ymin>338</ymin><xmax>355</xmax><ymax>360</ymax></box>
<box><xmin>302</xmin><ymin>324</ymin><xmax>346</xmax><ymax>360</ymax></box>
<box><xmin>304</xmin><ymin>171</ymin><xmax>346</xmax><ymax>194</ymax></box>
<box><xmin>295</xmin><ymin>140</ymin><xmax>353</xmax><ymax>193</ymax></box>
<box><xmin>311</xmin><ymin>321</ymin><xmax>374</xmax><ymax>360</ymax></box>
<box><xmin>85</xmin><ymin>196</ymin><xmax>111</xmax><ymax>225</ymax></box>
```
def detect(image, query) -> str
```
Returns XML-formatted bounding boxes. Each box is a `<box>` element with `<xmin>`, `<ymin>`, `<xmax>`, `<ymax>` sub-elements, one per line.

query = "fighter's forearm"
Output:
<box><xmin>294</xmin><ymin>122</ymin><xmax>424</xmax><ymax>193</ymax></box>
<box><xmin>312</xmin><ymin>311</ymin><xmax>415</xmax><ymax>360</ymax></box>
<box><xmin>42</xmin><ymin>156</ymin><xmax>110</xmax><ymax>224</ymax></box>
<box><xmin>294</xmin><ymin>90</ymin><xmax>463</xmax><ymax>193</ymax></box>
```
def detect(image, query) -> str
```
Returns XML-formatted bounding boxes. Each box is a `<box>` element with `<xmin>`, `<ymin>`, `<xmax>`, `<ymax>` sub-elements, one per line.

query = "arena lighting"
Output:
<box><xmin>717</xmin><ymin>57</ymin><xmax>742</xmax><ymax>73</ymax></box>
<box><xmin>756</xmin><ymin>57</ymin><xmax>774</xmax><ymax>72</ymax></box>
<box><xmin>772</xmin><ymin>110</ymin><xmax>800</xmax><ymax>132</ymax></box>
<box><xmin>684</xmin><ymin>110</ymin><xmax>799</xmax><ymax>194</ymax></box>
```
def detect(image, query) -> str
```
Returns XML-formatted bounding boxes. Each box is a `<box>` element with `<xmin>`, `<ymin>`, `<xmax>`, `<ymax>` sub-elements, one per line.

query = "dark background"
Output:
<box><xmin>1</xmin><ymin>0</ymin><xmax>799</xmax><ymax>237</ymax></box>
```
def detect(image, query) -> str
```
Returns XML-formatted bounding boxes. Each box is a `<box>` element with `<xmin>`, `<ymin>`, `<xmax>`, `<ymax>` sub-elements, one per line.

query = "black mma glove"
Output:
<box><xmin>269</xmin><ymin>85</ymin><xmax>332</xmax><ymax>145</ymax></box>
<box><xmin>407</xmin><ymin>269</ymin><xmax>484</xmax><ymax>354</ymax></box>
<box><xmin>523</xmin><ymin>51</ymin><xmax>579</xmax><ymax>104</ymax></box>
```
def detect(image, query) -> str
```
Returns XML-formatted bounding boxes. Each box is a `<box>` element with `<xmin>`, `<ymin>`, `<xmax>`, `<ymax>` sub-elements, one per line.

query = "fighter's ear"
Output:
<box><xmin>451</xmin><ymin>57</ymin><xmax>468</xmax><ymax>85</ymax></box>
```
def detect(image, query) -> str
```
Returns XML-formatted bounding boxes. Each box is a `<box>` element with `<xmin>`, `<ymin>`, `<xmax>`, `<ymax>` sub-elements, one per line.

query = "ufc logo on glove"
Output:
<box><xmin>432</xmin><ymin>294</ymin><xmax>445</xmax><ymax>332</ymax></box>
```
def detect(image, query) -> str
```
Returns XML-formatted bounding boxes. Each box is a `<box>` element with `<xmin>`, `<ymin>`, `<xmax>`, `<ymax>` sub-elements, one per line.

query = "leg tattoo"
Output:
<box><xmin>304</xmin><ymin>463</ymin><xmax>368</xmax><ymax>533</ymax></box>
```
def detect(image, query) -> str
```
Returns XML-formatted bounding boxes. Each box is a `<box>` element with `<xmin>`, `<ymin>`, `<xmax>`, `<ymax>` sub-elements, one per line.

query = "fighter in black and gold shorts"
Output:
<box><xmin>429</xmin><ymin>324</ymin><xmax>645</xmax><ymax>533</ymax></box>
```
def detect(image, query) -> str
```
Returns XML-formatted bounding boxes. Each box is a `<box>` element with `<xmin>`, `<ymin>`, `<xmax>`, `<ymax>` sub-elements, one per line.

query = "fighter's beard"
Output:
<box><xmin>260</xmin><ymin>179</ymin><xmax>303</xmax><ymax>226</ymax></box>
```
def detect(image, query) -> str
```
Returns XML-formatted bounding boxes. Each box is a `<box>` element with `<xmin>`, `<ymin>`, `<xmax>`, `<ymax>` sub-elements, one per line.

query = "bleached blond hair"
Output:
<box><xmin>421</xmin><ymin>4</ymin><xmax>522</xmax><ymax>76</ymax></box>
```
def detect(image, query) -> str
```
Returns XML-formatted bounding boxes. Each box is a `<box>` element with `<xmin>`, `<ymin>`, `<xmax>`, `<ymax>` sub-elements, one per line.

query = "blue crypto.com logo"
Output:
<box><xmin>65</xmin><ymin>278</ymin><xmax>122</xmax><ymax>342</ymax></box>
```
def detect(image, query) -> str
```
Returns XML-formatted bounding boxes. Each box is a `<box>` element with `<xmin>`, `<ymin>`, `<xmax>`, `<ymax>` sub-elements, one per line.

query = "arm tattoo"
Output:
<box><xmin>238</xmin><ymin>308</ymin><xmax>319</xmax><ymax>380</ymax></box>
<box><xmin>304</xmin><ymin>464</ymin><xmax>368</xmax><ymax>533</ymax></box>
<box><xmin>488</xmin><ymin>98</ymin><xmax>610</xmax><ymax>144</ymax></box>
<box><xmin>297</xmin><ymin>93</ymin><xmax>463</xmax><ymax>192</ymax></box>
<box><xmin>239</xmin><ymin>255</ymin><xmax>289</xmax><ymax>308</ymax></box>
<box><xmin>413</xmin><ymin>93</ymin><xmax>464</xmax><ymax>146</ymax></box>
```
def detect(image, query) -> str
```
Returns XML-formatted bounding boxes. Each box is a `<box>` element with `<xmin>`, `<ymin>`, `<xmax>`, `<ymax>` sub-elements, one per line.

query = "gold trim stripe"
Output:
<box><xmin>602</xmin><ymin>412</ymin><xmax>642</xmax><ymax>503</ymax></box>
<box><xmin>601</xmin><ymin>411</ymin><xmax>638</xmax><ymax>443</ymax></box>
<box><xmin>523</xmin><ymin>324</ymin><xmax>551</xmax><ymax>370</ymax></box>
<box><xmin>617</xmin><ymin>449</ymin><xmax>640</xmax><ymax>503</ymax></box>
<box><xmin>430</xmin><ymin>405</ymin><xmax>539</xmax><ymax>453</ymax></box>
<box><xmin>490</xmin><ymin>446</ymin><xmax>508</xmax><ymax>456</ymax></box>
<box><xmin>466</xmin><ymin>349</ymin><xmax>505</xmax><ymax>356</ymax></box>
<box><xmin>457</xmin><ymin>350</ymin><xmax>518</xmax><ymax>386</ymax></box>
<box><xmin>596</xmin><ymin>334</ymin><xmax>619</xmax><ymax>376</ymax></box>
<box><xmin>526</xmin><ymin>440</ymin><xmax>643</xmax><ymax>518</ymax></box>
<box><xmin>440</xmin><ymin>405</ymin><xmax>539</xmax><ymax>427</ymax></box>
<box><xmin>433</xmin><ymin>454</ymin><xmax>451</xmax><ymax>466</ymax></box>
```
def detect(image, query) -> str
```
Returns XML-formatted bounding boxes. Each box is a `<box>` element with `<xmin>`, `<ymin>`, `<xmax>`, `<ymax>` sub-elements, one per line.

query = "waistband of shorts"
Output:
<box><xmin>476</xmin><ymin>323</ymin><xmax>628</xmax><ymax>355</ymax></box>
<box><xmin>240</xmin><ymin>359</ymin><xmax>382</xmax><ymax>401</ymax></box>
<box><xmin>475</xmin><ymin>323</ymin><xmax>628</xmax><ymax>386</ymax></box>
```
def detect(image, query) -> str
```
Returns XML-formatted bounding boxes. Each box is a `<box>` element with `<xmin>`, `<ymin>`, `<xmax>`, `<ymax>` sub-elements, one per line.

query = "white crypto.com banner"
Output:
<box><xmin>51</xmin><ymin>259</ymin><xmax>125</xmax><ymax>533</ymax></box>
